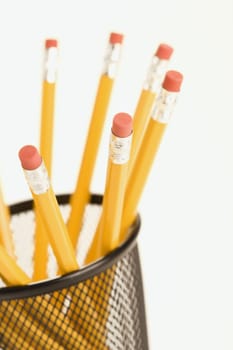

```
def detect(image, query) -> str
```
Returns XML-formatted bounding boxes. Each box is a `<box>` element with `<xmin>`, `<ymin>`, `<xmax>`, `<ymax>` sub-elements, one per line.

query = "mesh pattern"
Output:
<box><xmin>0</xmin><ymin>195</ymin><xmax>149</xmax><ymax>350</ymax></box>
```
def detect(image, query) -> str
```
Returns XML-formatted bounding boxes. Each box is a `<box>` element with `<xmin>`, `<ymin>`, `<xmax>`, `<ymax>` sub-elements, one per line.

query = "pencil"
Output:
<box><xmin>0</xmin><ymin>182</ymin><xmax>15</xmax><ymax>258</ymax></box>
<box><xmin>18</xmin><ymin>145</ymin><xmax>104</xmax><ymax>343</ymax></box>
<box><xmin>85</xmin><ymin>112</ymin><xmax>133</xmax><ymax>264</ymax></box>
<box><xmin>33</xmin><ymin>38</ymin><xmax>59</xmax><ymax>281</ymax></box>
<box><xmin>19</xmin><ymin>145</ymin><xmax>107</xmax><ymax>341</ymax></box>
<box><xmin>0</xmin><ymin>244</ymin><xmax>92</xmax><ymax>349</ymax></box>
<box><xmin>67</xmin><ymin>32</ymin><xmax>124</xmax><ymax>250</ymax></box>
<box><xmin>24</xmin><ymin>294</ymin><xmax>94</xmax><ymax>349</ymax></box>
<box><xmin>0</xmin><ymin>301</ymin><xmax>93</xmax><ymax>350</ymax></box>
<box><xmin>0</xmin><ymin>303</ymin><xmax>66</xmax><ymax>350</ymax></box>
<box><xmin>127</xmin><ymin>43</ymin><xmax>174</xmax><ymax>181</ymax></box>
<box><xmin>83</xmin><ymin>113</ymin><xmax>133</xmax><ymax>344</ymax></box>
<box><xmin>18</xmin><ymin>145</ymin><xmax>79</xmax><ymax>274</ymax></box>
<box><xmin>0</xmin><ymin>321</ymin><xmax>35</xmax><ymax>350</ymax></box>
<box><xmin>0</xmin><ymin>244</ymin><xmax>30</xmax><ymax>285</ymax></box>
<box><xmin>0</xmin><ymin>245</ymin><xmax>86</xmax><ymax>349</ymax></box>
<box><xmin>40</xmin><ymin>38</ymin><xmax>58</xmax><ymax>174</ymax></box>
<box><xmin>120</xmin><ymin>70</ymin><xmax>184</xmax><ymax>242</ymax></box>
<box><xmin>66</xmin><ymin>115</ymin><xmax>133</xmax><ymax>348</ymax></box>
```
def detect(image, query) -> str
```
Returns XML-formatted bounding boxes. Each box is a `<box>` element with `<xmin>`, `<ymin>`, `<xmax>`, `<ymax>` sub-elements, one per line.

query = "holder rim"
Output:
<box><xmin>0</xmin><ymin>193</ymin><xmax>140</xmax><ymax>301</ymax></box>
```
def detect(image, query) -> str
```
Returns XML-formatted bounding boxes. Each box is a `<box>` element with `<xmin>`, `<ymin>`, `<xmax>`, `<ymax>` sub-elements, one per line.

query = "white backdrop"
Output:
<box><xmin>0</xmin><ymin>1</ymin><xmax>233</xmax><ymax>349</ymax></box>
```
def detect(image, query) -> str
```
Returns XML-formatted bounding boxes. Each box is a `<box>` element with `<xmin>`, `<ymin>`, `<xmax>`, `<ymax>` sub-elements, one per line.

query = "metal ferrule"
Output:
<box><xmin>109</xmin><ymin>133</ymin><xmax>132</xmax><ymax>164</ymax></box>
<box><xmin>151</xmin><ymin>88</ymin><xmax>178</xmax><ymax>124</ymax></box>
<box><xmin>144</xmin><ymin>57</ymin><xmax>169</xmax><ymax>93</ymax></box>
<box><xmin>44</xmin><ymin>47</ymin><xmax>58</xmax><ymax>83</ymax></box>
<box><xmin>102</xmin><ymin>43</ymin><xmax>122</xmax><ymax>79</ymax></box>
<box><xmin>23</xmin><ymin>161</ymin><xmax>50</xmax><ymax>195</ymax></box>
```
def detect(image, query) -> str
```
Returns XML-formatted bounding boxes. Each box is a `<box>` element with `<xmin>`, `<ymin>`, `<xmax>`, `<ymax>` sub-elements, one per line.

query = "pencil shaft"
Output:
<box><xmin>127</xmin><ymin>89</ymin><xmax>156</xmax><ymax>179</ymax></box>
<box><xmin>0</xmin><ymin>320</ymin><xmax>35</xmax><ymax>350</ymax></box>
<box><xmin>102</xmin><ymin>162</ymin><xmax>129</xmax><ymax>254</ymax></box>
<box><xmin>121</xmin><ymin>69</ymin><xmax>184</xmax><ymax>240</ymax></box>
<box><xmin>0</xmin><ymin>302</ymin><xmax>65</xmax><ymax>350</ymax></box>
<box><xmin>121</xmin><ymin>120</ymin><xmax>166</xmax><ymax>241</ymax></box>
<box><xmin>0</xmin><ymin>245</ymin><xmax>31</xmax><ymax>285</ymax></box>
<box><xmin>84</xmin><ymin>218</ymin><xmax>102</xmax><ymax>264</ymax></box>
<box><xmin>33</xmin><ymin>188</ymin><xmax>79</xmax><ymax>274</ymax></box>
<box><xmin>0</xmin><ymin>186</ymin><xmax>15</xmax><ymax>258</ymax></box>
<box><xmin>40</xmin><ymin>81</ymin><xmax>56</xmax><ymax>174</ymax></box>
<box><xmin>67</xmin><ymin>74</ymin><xmax>114</xmax><ymax>247</ymax></box>
<box><xmin>85</xmin><ymin>162</ymin><xmax>128</xmax><ymax>263</ymax></box>
<box><xmin>33</xmin><ymin>80</ymin><xmax>56</xmax><ymax>281</ymax></box>
<box><xmin>32</xmin><ymin>213</ymin><xmax>49</xmax><ymax>281</ymax></box>
<box><xmin>0</xmin><ymin>247</ymin><xmax>92</xmax><ymax>349</ymax></box>
<box><xmin>24</xmin><ymin>295</ymin><xmax>93</xmax><ymax>349</ymax></box>
<box><xmin>85</xmin><ymin>113</ymin><xmax>132</xmax><ymax>263</ymax></box>
<box><xmin>85</xmin><ymin>113</ymin><xmax>133</xmax><ymax>346</ymax></box>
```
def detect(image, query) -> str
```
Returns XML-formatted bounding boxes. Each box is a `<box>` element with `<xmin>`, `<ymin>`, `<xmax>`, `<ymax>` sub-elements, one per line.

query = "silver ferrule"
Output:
<box><xmin>144</xmin><ymin>57</ymin><xmax>169</xmax><ymax>93</ymax></box>
<box><xmin>151</xmin><ymin>88</ymin><xmax>178</xmax><ymax>124</ymax></box>
<box><xmin>23</xmin><ymin>161</ymin><xmax>50</xmax><ymax>195</ymax></box>
<box><xmin>109</xmin><ymin>133</ymin><xmax>132</xmax><ymax>164</ymax></box>
<box><xmin>44</xmin><ymin>47</ymin><xmax>59</xmax><ymax>83</ymax></box>
<box><xmin>102</xmin><ymin>43</ymin><xmax>122</xmax><ymax>78</ymax></box>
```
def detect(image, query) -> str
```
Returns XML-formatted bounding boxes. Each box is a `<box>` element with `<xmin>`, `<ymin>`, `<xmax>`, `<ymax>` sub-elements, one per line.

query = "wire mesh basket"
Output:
<box><xmin>0</xmin><ymin>194</ymin><xmax>149</xmax><ymax>350</ymax></box>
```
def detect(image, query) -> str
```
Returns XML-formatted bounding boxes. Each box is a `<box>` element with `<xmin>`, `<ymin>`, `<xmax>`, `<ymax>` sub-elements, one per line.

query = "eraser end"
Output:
<box><xmin>112</xmin><ymin>113</ymin><xmax>133</xmax><ymax>138</ymax></box>
<box><xmin>162</xmin><ymin>70</ymin><xmax>183</xmax><ymax>92</ymax></box>
<box><xmin>18</xmin><ymin>145</ymin><xmax>42</xmax><ymax>170</ymax></box>
<box><xmin>155</xmin><ymin>43</ymin><xmax>173</xmax><ymax>60</ymax></box>
<box><xmin>109</xmin><ymin>32</ymin><xmax>124</xmax><ymax>44</ymax></box>
<box><xmin>45</xmin><ymin>39</ymin><xmax>58</xmax><ymax>48</ymax></box>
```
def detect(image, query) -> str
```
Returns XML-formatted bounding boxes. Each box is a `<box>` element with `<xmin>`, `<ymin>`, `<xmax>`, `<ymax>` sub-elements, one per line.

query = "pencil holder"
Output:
<box><xmin>0</xmin><ymin>194</ymin><xmax>149</xmax><ymax>350</ymax></box>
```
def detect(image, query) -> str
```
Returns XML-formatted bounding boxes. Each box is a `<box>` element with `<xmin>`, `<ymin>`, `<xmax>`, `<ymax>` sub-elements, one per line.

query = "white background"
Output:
<box><xmin>0</xmin><ymin>1</ymin><xmax>233</xmax><ymax>349</ymax></box>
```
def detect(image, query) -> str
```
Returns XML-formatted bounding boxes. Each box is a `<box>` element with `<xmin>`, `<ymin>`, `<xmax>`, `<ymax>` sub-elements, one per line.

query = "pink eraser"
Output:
<box><xmin>109</xmin><ymin>32</ymin><xmax>124</xmax><ymax>44</ymax></box>
<box><xmin>18</xmin><ymin>145</ymin><xmax>42</xmax><ymax>170</ymax></box>
<box><xmin>155</xmin><ymin>43</ymin><xmax>173</xmax><ymax>60</ymax></box>
<box><xmin>162</xmin><ymin>70</ymin><xmax>183</xmax><ymax>92</ymax></box>
<box><xmin>112</xmin><ymin>113</ymin><xmax>133</xmax><ymax>138</ymax></box>
<box><xmin>45</xmin><ymin>39</ymin><xmax>58</xmax><ymax>48</ymax></box>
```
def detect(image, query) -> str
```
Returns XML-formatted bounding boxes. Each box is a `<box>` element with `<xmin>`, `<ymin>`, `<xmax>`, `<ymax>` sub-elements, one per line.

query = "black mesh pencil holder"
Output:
<box><xmin>0</xmin><ymin>194</ymin><xmax>149</xmax><ymax>350</ymax></box>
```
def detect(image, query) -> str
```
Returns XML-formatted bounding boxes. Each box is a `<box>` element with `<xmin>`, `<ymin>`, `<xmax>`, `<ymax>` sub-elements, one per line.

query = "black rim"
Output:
<box><xmin>0</xmin><ymin>194</ymin><xmax>140</xmax><ymax>301</ymax></box>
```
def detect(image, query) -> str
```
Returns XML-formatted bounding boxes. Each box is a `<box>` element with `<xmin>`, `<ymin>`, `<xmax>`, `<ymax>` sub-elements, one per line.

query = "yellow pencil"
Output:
<box><xmin>0</xmin><ymin>182</ymin><xmax>15</xmax><ymax>258</ymax></box>
<box><xmin>67</xmin><ymin>32</ymin><xmax>124</xmax><ymax>250</ymax></box>
<box><xmin>0</xmin><ymin>320</ymin><xmax>35</xmax><ymax>350</ymax></box>
<box><xmin>0</xmin><ymin>303</ymin><xmax>66</xmax><ymax>350</ymax></box>
<box><xmin>40</xmin><ymin>38</ymin><xmax>58</xmax><ymax>174</ymax></box>
<box><xmin>0</xmin><ymin>246</ymin><xmax>61</xmax><ymax>349</ymax></box>
<box><xmin>33</xmin><ymin>38</ymin><xmax>59</xmax><ymax>281</ymax></box>
<box><xmin>18</xmin><ymin>146</ymin><xmax>106</xmax><ymax>345</ymax></box>
<box><xmin>0</xmin><ymin>242</ymin><xmax>92</xmax><ymax>349</ymax></box>
<box><xmin>120</xmin><ymin>70</ymin><xmax>184</xmax><ymax>242</ymax></box>
<box><xmin>0</xmin><ymin>244</ymin><xmax>30</xmax><ymax>285</ymax></box>
<box><xmin>18</xmin><ymin>145</ymin><xmax>79</xmax><ymax>274</ymax></box>
<box><xmin>83</xmin><ymin>113</ymin><xmax>133</xmax><ymax>345</ymax></box>
<box><xmin>127</xmin><ymin>43</ymin><xmax>174</xmax><ymax>181</ymax></box>
<box><xmin>85</xmin><ymin>112</ymin><xmax>133</xmax><ymax>264</ymax></box>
